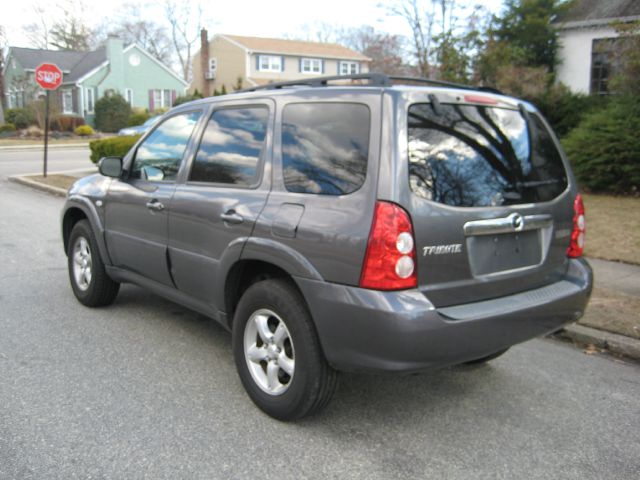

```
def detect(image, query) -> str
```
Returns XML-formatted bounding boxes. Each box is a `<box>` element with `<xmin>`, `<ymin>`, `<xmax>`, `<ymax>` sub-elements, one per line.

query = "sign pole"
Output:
<box><xmin>43</xmin><ymin>90</ymin><xmax>50</xmax><ymax>178</ymax></box>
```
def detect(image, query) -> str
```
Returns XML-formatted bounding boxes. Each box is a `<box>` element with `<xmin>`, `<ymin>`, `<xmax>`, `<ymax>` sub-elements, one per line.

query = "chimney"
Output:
<box><xmin>200</xmin><ymin>28</ymin><xmax>210</xmax><ymax>97</ymax></box>
<box><xmin>106</xmin><ymin>36</ymin><xmax>125</xmax><ymax>93</ymax></box>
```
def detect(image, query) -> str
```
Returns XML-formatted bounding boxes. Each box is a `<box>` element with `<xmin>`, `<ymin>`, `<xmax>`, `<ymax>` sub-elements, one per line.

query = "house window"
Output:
<box><xmin>86</xmin><ymin>88</ymin><xmax>95</xmax><ymax>113</ymax></box>
<box><xmin>301</xmin><ymin>58</ymin><xmax>322</xmax><ymax>74</ymax></box>
<box><xmin>208</xmin><ymin>58</ymin><xmax>217</xmax><ymax>78</ymax></box>
<box><xmin>339</xmin><ymin>61</ymin><xmax>359</xmax><ymax>75</ymax></box>
<box><xmin>258</xmin><ymin>55</ymin><xmax>283</xmax><ymax>72</ymax></box>
<box><xmin>590</xmin><ymin>37</ymin><xmax>627</xmax><ymax>95</ymax></box>
<box><xmin>62</xmin><ymin>90</ymin><xmax>73</xmax><ymax>114</ymax></box>
<box><xmin>125</xmin><ymin>88</ymin><xmax>133</xmax><ymax>107</ymax></box>
<box><xmin>151</xmin><ymin>89</ymin><xmax>173</xmax><ymax>110</ymax></box>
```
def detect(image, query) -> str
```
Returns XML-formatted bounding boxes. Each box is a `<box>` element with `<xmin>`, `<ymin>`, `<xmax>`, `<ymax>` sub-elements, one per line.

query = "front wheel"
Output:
<box><xmin>67</xmin><ymin>220</ymin><xmax>119</xmax><ymax>307</ymax></box>
<box><xmin>232</xmin><ymin>279</ymin><xmax>338</xmax><ymax>420</ymax></box>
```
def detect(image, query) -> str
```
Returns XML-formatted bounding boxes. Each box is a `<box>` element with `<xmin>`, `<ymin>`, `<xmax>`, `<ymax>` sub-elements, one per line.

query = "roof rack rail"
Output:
<box><xmin>237</xmin><ymin>73</ymin><xmax>502</xmax><ymax>95</ymax></box>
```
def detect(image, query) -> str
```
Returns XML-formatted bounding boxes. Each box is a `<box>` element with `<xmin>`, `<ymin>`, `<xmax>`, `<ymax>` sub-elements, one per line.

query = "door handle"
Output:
<box><xmin>221</xmin><ymin>210</ymin><xmax>244</xmax><ymax>225</ymax></box>
<box><xmin>146</xmin><ymin>200</ymin><xmax>165</xmax><ymax>212</ymax></box>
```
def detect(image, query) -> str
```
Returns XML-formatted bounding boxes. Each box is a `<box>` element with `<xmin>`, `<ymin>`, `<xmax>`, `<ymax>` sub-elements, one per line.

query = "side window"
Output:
<box><xmin>131</xmin><ymin>111</ymin><xmax>202</xmax><ymax>182</ymax></box>
<box><xmin>190</xmin><ymin>107</ymin><xmax>269</xmax><ymax>186</ymax></box>
<box><xmin>282</xmin><ymin>103</ymin><xmax>370</xmax><ymax>195</ymax></box>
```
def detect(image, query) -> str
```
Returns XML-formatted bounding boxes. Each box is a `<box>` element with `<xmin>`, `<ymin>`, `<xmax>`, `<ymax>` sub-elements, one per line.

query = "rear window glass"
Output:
<box><xmin>408</xmin><ymin>103</ymin><xmax>568</xmax><ymax>207</ymax></box>
<box><xmin>282</xmin><ymin>103</ymin><xmax>370</xmax><ymax>195</ymax></box>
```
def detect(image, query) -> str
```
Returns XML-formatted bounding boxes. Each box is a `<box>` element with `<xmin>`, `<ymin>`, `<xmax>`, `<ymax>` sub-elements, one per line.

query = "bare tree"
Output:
<box><xmin>165</xmin><ymin>0</ymin><xmax>203</xmax><ymax>82</ymax></box>
<box><xmin>0</xmin><ymin>25</ymin><xmax>6</xmax><ymax>124</ymax></box>
<box><xmin>49</xmin><ymin>0</ymin><xmax>93</xmax><ymax>50</ymax></box>
<box><xmin>385</xmin><ymin>0</ymin><xmax>438</xmax><ymax>77</ymax></box>
<box><xmin>22</xmin><ymin>3</ymin><xmax>52</xmax><ymax>49</ymax></box>
<box><xmin>341</xmin><ymin>26</ymin><xmax>412</xmax><ymax>76</ymax></box>
<box><xmin>95</xmin><ymin>4</ymin><xmax>173</xmax><ymax>64</ymax></box>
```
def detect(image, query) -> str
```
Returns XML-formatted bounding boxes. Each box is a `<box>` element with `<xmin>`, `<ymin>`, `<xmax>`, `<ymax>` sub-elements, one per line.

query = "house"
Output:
<box><xmin>554</xmin><ymin>0</ymin><xmax>640</xmax><ymax>94</ymax></box>
<box><xmin>2</xmin><ymin>37</ymin><xmax>188</xmax><ymax>125</ymax></box>
<box><xmin>190</xmin><ymin>31</ymin><xmax>371</xmax><ymax>95</ymax></box>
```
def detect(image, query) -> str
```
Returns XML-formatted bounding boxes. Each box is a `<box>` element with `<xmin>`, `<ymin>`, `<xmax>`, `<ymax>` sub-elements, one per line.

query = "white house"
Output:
<box><xmin>554</xmin><ymin>0</ymin><xmax>640</xmax><ymax>94</ymax></box>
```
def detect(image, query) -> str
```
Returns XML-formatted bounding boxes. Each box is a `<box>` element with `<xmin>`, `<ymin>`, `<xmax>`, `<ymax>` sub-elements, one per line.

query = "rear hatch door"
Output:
<box><xmin>402</xmin><ymin>93</ymin><xmax>574</xmax><ymax>307</ymax></box>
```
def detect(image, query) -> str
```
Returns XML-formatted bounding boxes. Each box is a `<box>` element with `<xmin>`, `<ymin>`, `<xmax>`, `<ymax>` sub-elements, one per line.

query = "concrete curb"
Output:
<box><xmin>554</xmin><ymin>324</ymin><xmax>640</xmax><ymax>361</ymax></box>
<box><xmin>8</xmin><ymin>175</ymin><xmax>68</xmax><ymax>197</ymax></box>
<box><xmin>0</xmin><ymin>143</ymin><xmax>89</xmax><ymax>151</ymax></box>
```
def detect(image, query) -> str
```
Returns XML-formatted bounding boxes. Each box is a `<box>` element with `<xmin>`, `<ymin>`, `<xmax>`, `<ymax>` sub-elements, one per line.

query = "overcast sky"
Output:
<box><xmin>3</xmin><ymin>0</ymin><xmax>505</xmax><ymax>48</ymax></box>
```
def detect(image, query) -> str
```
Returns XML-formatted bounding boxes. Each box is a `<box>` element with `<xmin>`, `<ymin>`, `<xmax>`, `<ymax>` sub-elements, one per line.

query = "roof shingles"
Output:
<box><xmin>8</xmin><ymin>46</ymin><xmax>107</xmax><ymax>84</ymax></box>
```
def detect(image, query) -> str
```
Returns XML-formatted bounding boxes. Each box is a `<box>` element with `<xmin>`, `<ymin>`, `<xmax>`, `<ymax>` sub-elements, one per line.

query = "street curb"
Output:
<box><xmin>0</xmin><ymin>143</ymin><xmax>89</xmax><ymax>151</ymax></box>
<box><xmin>554</xmin><ymin>324</ymin><xmax>640</xmax><ymax>361</ymax></box>
<box><xmin>8</xmin><ymin>175</ymin><xmax>68</xmax><ymax>197</ymax></box>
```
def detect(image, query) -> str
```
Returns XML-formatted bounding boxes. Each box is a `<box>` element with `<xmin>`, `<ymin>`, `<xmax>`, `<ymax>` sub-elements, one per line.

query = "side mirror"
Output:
<box><xmin>98</xmin><ymin>156</ymin><xmax>123</xmax><ymax>178</ymax></box>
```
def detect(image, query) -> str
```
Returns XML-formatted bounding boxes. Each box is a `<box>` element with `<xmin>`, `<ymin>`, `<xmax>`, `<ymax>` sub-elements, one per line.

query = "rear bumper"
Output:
<box><xmin>296</xmin><ymin>258</ymin><xmax>592</xmax><ymax>373</ymax></box>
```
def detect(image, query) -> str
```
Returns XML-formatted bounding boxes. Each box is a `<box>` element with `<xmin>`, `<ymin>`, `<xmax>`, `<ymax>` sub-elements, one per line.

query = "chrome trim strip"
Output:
<box><xmin>464</xmin><ymin>213</ymin><xmax>553</xmax><ymax>236</ymax></box>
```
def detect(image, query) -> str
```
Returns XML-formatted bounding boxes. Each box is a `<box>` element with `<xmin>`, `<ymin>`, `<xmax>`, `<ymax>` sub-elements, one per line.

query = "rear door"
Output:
<box><xmin>399</xmin><ymin>93</ymin><xmax>574</xmax><ymax>307</ymax></box>
<box><xmin>167</xmin><ymin>100</ymin><xmax>273</xmax><ymax>305</ymax></box>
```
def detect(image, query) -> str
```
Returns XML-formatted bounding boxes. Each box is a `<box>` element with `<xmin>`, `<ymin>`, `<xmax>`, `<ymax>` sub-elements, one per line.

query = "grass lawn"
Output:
<box><xmin>583</xmin><ymin>194</ymin><xmax>640</xmax><ymax>265</ymax></box>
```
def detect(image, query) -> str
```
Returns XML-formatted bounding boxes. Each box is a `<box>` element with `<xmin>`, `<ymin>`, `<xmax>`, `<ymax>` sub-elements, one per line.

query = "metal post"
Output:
<box><xmin>43</xmin><ymin>90</ymin><xmax>49</xmax><ymax>178</ymax></box>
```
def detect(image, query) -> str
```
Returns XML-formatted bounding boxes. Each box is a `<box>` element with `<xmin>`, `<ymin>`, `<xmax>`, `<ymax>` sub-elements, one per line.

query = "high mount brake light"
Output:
<box><xmin>567</xmin><ymin>194</ymin><xmax>585</xmax><ymax>258</ymax></box>
<box><xmin>360</xmin><ymin>201</ymin><xmax>418</xmax><ymax>290</ymax></box>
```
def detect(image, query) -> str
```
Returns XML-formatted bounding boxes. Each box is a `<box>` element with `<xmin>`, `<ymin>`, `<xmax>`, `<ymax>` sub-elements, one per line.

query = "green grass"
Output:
<box><xmin>583</xmin><ymin>194</ymin><xmax>640</xmax><ymax>265</ymax></box>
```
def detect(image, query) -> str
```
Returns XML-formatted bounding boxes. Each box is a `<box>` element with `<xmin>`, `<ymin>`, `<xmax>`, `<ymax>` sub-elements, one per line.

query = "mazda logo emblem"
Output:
<box><xmin>509</xmin><ymin>213</ymin><xmax>524</xmax><ymax>231</ymax></box>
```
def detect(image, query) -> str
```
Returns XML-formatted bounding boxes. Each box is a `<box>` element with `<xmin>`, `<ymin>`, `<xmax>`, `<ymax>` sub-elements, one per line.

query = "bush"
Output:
<box><xmin>74</xmin><ymin>125</ymin><xmax>95</xmax><ymax>136</ymax></box>
<box><xmin>94</xmin><ymin>91</ymin><xmax>132</xmax><ymax>133</ymax></box>
<box><xmin>52</xmin><ymin>114</ymin><xmax>85</xmax><ymax>132</ymax></box>
<box><xmin>89</xmin><ymin>135</ymin><xmax>141</xmax><ymax>163</ymax></box>
<box><xmin>0</xmin><ymin>123</ymin><xmax>17</xmax><ymax>133</ymax></box>
<box><xmin>127</xmin><ymin>110</ymin><xmax>151</xmax><ymax>127</ymax></box>
<box><xmin>563</xmin><ymin>96</ymin><xmax>640</xmax><ymax>195</ymax></box>
<box><xmin>25</xmin><ymin>126</ymin><xmax>44</xmax><ymax>138</ymax></box>
<box><xmin>5</xmin><ymin>108</ymin><xmax>36</xmax><ymax>129</ymax></box>
<box><xmin>173</xmin><ymin>92</ymin><xmax>203</xmax><ymax>106</ymax></box>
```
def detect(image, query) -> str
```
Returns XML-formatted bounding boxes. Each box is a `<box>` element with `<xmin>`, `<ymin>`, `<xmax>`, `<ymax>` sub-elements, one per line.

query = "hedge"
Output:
<box><xmin>0</xmin><ymin>123</ymin><xmax>17</xmax><ymax>133</ymax></box>
<box><xmin>562</xmin><ymin>96</ymin><xmax>640</xmax><ymax>195</ymax></box>
<box><xmin>89</xmin><ymin>135</ymin><xmax>141</xmax><ymax>163</ymax></box>
<box><xmin>127</xmin><ymin>111</ymin><xmax>151</xmax><ymax>127</ymax></box>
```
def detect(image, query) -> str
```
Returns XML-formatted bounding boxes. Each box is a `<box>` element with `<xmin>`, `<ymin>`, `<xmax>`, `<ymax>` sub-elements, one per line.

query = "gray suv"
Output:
<box><xmin>62</xmin><ymin>74</ymin><xmax>592</xmax><ymax>420</ymax></box>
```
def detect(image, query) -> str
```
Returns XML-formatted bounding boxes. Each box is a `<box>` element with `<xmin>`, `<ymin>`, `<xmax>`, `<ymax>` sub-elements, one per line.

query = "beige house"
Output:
<box><xmin>191</xmin><ymin>31</ymin><xmax>371</xmax><ymax>95</ymax></box>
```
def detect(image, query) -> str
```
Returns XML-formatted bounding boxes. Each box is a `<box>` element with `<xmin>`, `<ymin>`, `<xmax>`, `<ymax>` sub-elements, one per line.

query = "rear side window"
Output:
<box><xmin>408</xmin><ymin>103</ymin><xmax>568</xmax><ymax>207</ymax></box>
<box><xmin>282</xmin><ymin>103</ymin><xmax>370</xmax><ymax>195</ymax></box>
<box><xmin>190</xmin><ymin>107</ymin><xmax>268</xmax><ymax>186</ymax></box>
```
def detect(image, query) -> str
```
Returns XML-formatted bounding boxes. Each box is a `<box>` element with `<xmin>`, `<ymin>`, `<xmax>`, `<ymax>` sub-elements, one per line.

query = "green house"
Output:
<box><xmin>2</xmin><ymin>37</ymin><xmax>188</xmax><ymax>126</ymax></box>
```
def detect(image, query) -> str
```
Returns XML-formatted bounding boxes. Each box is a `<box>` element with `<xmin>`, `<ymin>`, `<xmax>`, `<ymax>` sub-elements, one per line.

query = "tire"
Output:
<box><xmin>67</xmin><ymin>220</ymin><xmax>119</xmax><ymax>307</ymax></box>
<box><xmin>464</xmin><ymin>348</ymin><xmax>509</xmax><ymax>365</ymax></box>
<box><xmin>232</xmin><ymin>279</ymin><xmax>338</xmax><ymax>421</ymax></box>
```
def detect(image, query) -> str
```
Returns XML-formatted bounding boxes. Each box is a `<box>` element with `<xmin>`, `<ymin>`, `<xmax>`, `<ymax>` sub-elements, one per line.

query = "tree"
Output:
<box><xmin>609</xmin><ymin>21</ymin><xmax>640</xmax><ymax>96</ymax></box>
<box><xmin>165</xmin><ymin>0</ymin><xmax>203</xmax><ymax>81</ymax></box>
<box><xmin>0</xmin><ymin>25</ymin><xmax>5</xmax><ymax>125</ymax></box>
<box><xmin>95</xmin><ymin>4</ymin><xmax>173</xmax><ymax>64</ymax></box>
<box><xmin>22</xmin><ymin>3</ymin><xmax>51</xmax><ymax>49</ymax></box>
<box><xmin>49</xmin><ymin>0</ymin><xmax>93</xmax><ymax>50</ymax></box>
<box><xmin>342</xmin><ymin>26</ymin><xmax>410</xmax><ymax>76</ymax></box>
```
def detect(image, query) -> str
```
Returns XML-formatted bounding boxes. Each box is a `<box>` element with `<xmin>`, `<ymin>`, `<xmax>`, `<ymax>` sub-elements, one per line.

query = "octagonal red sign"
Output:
<box><xmin>35</xmin><ymin>63</ymin><xmax>63</xmax><ymax>90</ymax></box>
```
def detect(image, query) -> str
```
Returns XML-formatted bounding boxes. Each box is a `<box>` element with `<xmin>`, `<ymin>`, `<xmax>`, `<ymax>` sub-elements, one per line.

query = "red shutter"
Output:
<box><xmin>171</xmin><ymin>90</ymin><xmax>177</xmax><ymax>106</ymax></box>
<box><xmin>149</xmin><ymin>90</ymin><xmax>154</xmax><ymax>111</ymax></box>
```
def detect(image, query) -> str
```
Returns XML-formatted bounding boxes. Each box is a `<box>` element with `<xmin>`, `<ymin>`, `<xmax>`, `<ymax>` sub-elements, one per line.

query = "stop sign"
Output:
<box><xmin>35</xmin><ymin>63</ymin><xmax>63</xmax><ymax>90</ymax></box>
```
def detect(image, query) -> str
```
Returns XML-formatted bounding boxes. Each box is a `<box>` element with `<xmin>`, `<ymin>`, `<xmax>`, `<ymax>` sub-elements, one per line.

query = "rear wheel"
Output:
<box><xmin>232</xmin><ymin>279</ymin><xmax>338</xmax><ymax>420</ymax></box>
<box><xmin>68</xmin><ymin>220</ymin><xmax>119</xmax><ymax>307</ymax></box>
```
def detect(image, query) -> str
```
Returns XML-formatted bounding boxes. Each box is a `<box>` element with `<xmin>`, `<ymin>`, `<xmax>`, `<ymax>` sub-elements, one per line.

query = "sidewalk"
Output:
<box><xmin>0</xmin><ymin>143</ymin><xmax>89</xmax><ymax>152</ymax></box>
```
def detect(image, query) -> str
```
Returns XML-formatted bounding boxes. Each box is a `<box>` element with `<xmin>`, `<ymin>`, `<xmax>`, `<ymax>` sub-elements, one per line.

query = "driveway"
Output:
<box><xmin>1</xmin><ymin>178</ymin><xmax>639</xmax><ymax>479</ymax></box>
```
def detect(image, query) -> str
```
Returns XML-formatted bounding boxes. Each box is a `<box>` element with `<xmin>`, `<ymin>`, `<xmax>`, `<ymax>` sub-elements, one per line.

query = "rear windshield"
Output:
<box><xmin>408</xmin><ymin>103</ymin><xmax>568</xmax><ymax>207</ymax></box>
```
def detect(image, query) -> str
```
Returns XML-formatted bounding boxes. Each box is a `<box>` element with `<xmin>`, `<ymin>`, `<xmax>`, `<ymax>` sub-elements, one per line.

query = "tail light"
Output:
<box><xmin>360</xmin><ymin>201</ymin><xmax>417</xmax><ymax>290</ymax></box>
<box><xmin>567</xmin><ymin>194</ymin><xmax>585</xmax><ymax>258</ymax></box>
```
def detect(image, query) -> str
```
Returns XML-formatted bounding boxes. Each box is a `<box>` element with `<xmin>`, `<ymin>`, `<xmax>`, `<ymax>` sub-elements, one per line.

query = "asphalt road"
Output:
<box><xmin>0</xmin><ymin>146</ymin><xmax>92</xmax><ymax>177</ymax></box>
<box><xmin>1</xmin><ymin>177</ymin><xmax>639</xmax><ymax>479</ymax></box>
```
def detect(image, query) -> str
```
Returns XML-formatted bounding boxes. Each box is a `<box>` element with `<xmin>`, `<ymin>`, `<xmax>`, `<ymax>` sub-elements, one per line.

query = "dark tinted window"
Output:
<box><xmin>282</xmin><ymin>103</ymin><xmax>369</xmax><ymax>195</ymax></box>
<box><xmin>190</xmin><ymin>107</ymin><xmax>268</xmax><ymax>185</ymax></box>
<box><xmin>131</xmin><ymin>111</ymin><xmax>201</xmax><ymax>181</ymax></box>
<box><xmin>408</xmin><ymin>103</ymin><xmax>567</xmax><ymax>207</ymax></box>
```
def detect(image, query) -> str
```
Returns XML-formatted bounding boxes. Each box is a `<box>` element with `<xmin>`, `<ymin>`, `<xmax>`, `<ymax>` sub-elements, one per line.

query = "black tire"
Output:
<box><xmin>67</xmin><ymin>220</ymin><xmax>119</xmax><ymax>307</ymax></box>
<box><xmin>464</xmin><ymin>348</ymin><xmax>509</xmax><ymax>365</ymax></box>
<box><xmin>232</xmin><ymin>279</ymin><xmax>338</xmax><ymax>421</ymax></box>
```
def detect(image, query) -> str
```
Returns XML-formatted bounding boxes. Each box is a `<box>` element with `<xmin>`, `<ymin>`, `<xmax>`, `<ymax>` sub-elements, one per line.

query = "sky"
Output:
<box><xmin>2</xmin><ymin>0</ymin><xmax>505</xmax><ymax>49</ymax></box>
